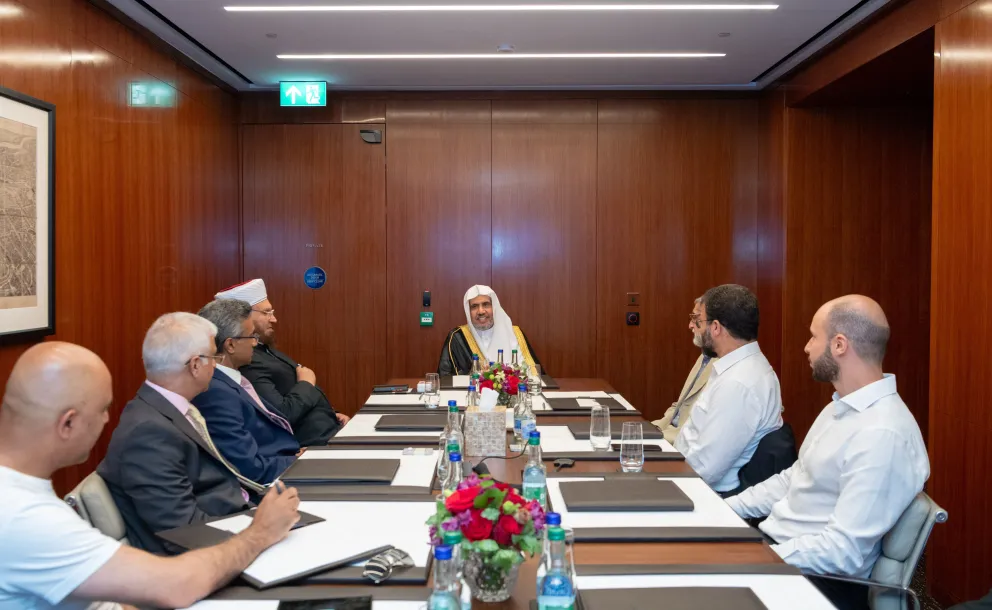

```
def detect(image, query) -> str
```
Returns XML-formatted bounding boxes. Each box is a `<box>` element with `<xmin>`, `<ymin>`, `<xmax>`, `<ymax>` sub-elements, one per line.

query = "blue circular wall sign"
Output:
<box><xmin>304</xmin><ymin>266</ymin><xmax>326</xmax><ymax>289</ymax></box>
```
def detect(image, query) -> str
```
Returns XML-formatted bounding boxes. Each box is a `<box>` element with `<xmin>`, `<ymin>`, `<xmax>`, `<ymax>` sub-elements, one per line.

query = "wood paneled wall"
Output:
<box><xmin>0</xmin><ymin>0</ymin><xmax>240</xmax><ymax>494</ymax></box>
<box><xmin>776</xmin><ymin>102</ymin><xmax>933</xmax><ymax>444</ymax></box>
<box><xmin>241</xmin><ymin>96</ymin><xmax>772</xmax><ymax>423</ymax></box>
<box><xmin>930</xmin><ymin>1</ymin><xmax>992</xmax><ymax>603</ymax></box>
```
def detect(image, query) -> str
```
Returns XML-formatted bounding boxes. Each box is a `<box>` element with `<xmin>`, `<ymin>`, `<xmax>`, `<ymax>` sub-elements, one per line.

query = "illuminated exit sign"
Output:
<box><xmin>280</xmin><ymin>81</ymin><xmax>327</xmax><ymax>107</ymax></box>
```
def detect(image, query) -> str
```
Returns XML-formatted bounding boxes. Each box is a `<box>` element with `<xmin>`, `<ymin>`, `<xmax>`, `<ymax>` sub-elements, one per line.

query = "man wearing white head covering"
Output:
<box><xmin>214</xmin><ymin>279</ymin><xmax>347</xmax><ymax>446</ymax></box>
<box><xmin>437</xmin><ymin>285</ymin><xmax>544</xmax><ymax>376</ymax></box>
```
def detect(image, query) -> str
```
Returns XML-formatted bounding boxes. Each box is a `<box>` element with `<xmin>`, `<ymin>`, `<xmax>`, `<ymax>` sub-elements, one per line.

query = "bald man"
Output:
<box><xmin>726</xmin><ymin>296</ymin><xmax>929</xmax><ymax>610</ymax></box>
<box><xmin>0</xmin><ymin>342</ymin><xmax>301</xmax><ymax>610</ymax></box>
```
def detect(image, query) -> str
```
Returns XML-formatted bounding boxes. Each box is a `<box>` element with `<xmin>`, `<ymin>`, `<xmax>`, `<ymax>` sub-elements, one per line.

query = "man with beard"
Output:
<box><xmin>652</xmin><ymin>297</ymin><xmax>717</xmax><ymax>444</ymax></box>
<box><xmin>674</xmin><ymin>284</ymin><xmax>783</xmax><ymax>494</ymax></box>
<box><xmin>725</xmin><ymin>295</ymin><xmax>929</xmax><ymax>610</ymax></box>
<box><xmin>437</xmin><ymin>285</ymin><xmax>544</xmax><ymax>376</ymax></box>
<box><xmin>216</xmin><ymin>280</ymin><xmax>349</xmax><ymax>446</ymax></box>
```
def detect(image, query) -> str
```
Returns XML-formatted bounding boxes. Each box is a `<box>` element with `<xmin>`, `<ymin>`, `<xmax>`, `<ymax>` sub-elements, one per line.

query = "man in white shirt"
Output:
<box><xmin>652</xmin><ymin>297</ymin><xmax>717</xmax><ymax>444</ymax></box>
<box><xmin>674</xmin><ymin>284</ymin><xmax>784</xmax><ymax>494</ymax></box>
<box><xmin>0</xmin><ymin>342</ymin><xmax>301</xmax><ymax>610</ymax></box>
<box><xmin>726</xmin><ymin>295</ymin><xmax>929</xmax><ymax>610</ymax></box>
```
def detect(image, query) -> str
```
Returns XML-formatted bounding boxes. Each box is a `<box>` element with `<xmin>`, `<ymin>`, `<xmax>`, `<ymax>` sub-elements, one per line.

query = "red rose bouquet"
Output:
<box><xmin>479</xmin><ymin>364</ymin><xmax>524</xmax><ymax>406</ymax></box>
<box><xmin>427</xmin><ymin>473</ymin><xmax>546</xmax><ymax>574</ymax></box>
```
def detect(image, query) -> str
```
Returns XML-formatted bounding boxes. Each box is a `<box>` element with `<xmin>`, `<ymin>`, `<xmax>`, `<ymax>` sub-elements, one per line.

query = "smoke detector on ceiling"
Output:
<box><xmin>496</xmin><ymin>44</ymin><xmax>516</xmax><ymax>53</ymax></box>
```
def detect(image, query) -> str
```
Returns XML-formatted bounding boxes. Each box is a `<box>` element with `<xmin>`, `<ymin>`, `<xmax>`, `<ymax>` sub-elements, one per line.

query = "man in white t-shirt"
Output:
<box><xmin>0</xmin><ymin>342</ymin><xmax>301</xmax><ymax>610</ymax></box>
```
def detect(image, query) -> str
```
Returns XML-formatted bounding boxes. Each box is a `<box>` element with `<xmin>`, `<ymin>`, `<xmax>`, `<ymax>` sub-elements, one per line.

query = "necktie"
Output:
<box><xmin>672</xmin><ymin>356</ymin><xmax>711</xmax><ymax>427</ymax></box>
<box><xmin>186</xmin><ymin>404</ymin><xmax>267</xmax><ymax>494</ymax></box>
<box><xmin>240</xmin><ymin>376</ymin><xmax>293</xmax><ymax>434</ymax></box>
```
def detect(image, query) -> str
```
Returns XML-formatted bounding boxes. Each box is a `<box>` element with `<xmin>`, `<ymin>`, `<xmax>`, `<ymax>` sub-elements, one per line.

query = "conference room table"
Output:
<box><xmin>201</xmin><ymin>377</ymin><xmax>785</xmax><ymax>609</ymax></box>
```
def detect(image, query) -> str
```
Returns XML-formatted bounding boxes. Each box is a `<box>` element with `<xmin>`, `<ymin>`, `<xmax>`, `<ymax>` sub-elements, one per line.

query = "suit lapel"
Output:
<box><xmin>683</xmin><ymin>355</ymin><xmax>713</xmax><ymax>402</ymax></box>
<box><xmin>260</xmin><ymin>345</ymin><xmax>332</xmax><ymax>406</ymax></box>
<box><xmin>136</xmin><ymin>383</ymin><xmax>218</xmax><ymax>459</ymax></box>
<box><xmin>216</xmin><ymin>369</ymin><xmax>282</xmax><ymax>426</ymax></box>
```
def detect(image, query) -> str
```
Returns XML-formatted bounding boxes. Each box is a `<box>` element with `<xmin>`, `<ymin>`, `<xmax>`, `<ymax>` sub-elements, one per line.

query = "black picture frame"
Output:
<box><xmin>0</xmin><ymin>85</ymin><xmax>55</xmax><ymax>339</ymax></box>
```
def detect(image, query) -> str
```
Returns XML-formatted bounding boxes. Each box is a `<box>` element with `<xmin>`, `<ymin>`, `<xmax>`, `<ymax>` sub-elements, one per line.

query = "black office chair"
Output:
<box><xmin>723</xmin><ymin>422</ymin><xmax>798</xmax><ymax>499</ymax></box>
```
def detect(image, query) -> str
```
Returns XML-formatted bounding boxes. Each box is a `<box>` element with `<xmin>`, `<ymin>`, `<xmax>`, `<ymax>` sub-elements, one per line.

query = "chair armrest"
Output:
<box><xmin>802</xmin><ymin>572</ymin><xmax>920</xmax><ymax>610</ymax></box>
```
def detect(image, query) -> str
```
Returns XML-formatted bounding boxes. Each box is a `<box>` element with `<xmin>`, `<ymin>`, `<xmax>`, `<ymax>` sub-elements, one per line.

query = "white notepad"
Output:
<box><xmin>364</xmin><ymin>394</ymin><xmax>425</xmax><ymax>405</ymax></box>
<box><xmin>183</xmin><ymin>600</ymin><xmax>428</xmax><ymax>610</ymax></box>
<box><xmin>576</xmin><ymin>573</ymin><xmax>836</xmax><ymax>610</ymax></box>
<box><xmin>547</xmin><ymin>476</ymin><xmax>747</xmax><ymax>528</ymax></box>
<box><xmin>336</xmin><ymin>413</ymin><xmax>443</xmax><ymax>438</ymax></box>
<box><xmin>299</xmin><ymin>449</ymin><xmax>437</xmax><ymax>487</ymax></box>
<box><xmin>541</xmin><ymin>391</ymin><xmax>612</xmax><ymax>399</ymax></box>
<box><xmin>205</xmin><ymin>500</ymin><xmax>434</xmax><ymax>588</ymax></box>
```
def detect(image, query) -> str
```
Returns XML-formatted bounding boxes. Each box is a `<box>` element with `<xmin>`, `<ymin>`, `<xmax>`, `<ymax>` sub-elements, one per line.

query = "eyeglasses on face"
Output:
<box><xmin>233</xmin><ymin>334</ymin><xmax>261</xmax><ymax>346</ymax></box>
<box><xmin>689</xmin><ymin>314</ymin><xmax>717</xmax><ymax>328</ymax></box>
<box><xmin>252</xmin><ymin>308</ymin><xmax>276</xmax><ymax>318</ymax></box>
<box><xmin>184</xmin><ymin>354</ymin><xmax>224</xmax><ymax>366</ymax></box>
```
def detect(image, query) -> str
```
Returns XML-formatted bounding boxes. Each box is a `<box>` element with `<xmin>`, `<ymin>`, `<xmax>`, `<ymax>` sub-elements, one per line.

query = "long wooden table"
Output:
<box><xmin>206</xmin><ymin>378</ymin><xmax>782</xmax><ymax>609</ymax></box>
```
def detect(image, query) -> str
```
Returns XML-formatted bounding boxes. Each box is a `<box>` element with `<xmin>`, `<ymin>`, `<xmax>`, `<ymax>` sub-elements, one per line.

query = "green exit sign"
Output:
<box><xmin>280</xmin><ymin>81</ymin><xmax>327</xmax><ymax>107</ymax></box>
<box><xmin>129</xmin><ymin>82</ymin><xmax>175</xmax><ymax>107</ymax></box>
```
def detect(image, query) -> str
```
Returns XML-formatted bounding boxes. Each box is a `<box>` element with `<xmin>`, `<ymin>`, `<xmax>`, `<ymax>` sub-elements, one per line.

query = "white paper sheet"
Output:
<box><xmin>183</xmin><ymin>600</ymin><xmax>428</xmax><ymax>610</ymax></box>
<box><xmin>336</xmin><ymin>414</ymin><xmax>443</xmax><ymax>438</ymax></box>
<box><xmin>451</xmin><ymin>375</ymin><xmax>471</xmax><ymax>388</ymax></box>
<box><xmin>576</xmin><ymin>573</ymin><xmax>836</xmax><ymax>610</ymax></box>
<box><xmin>536</xmin><ymin>425</ymin><xmax>678</xmax><ymax>454</ymax></box>
<box><xmin>208</xmin><ymin>514</ymin><xmax>254</xmax><ymax>534</ymax></box>
<box><xmin>547</xmin><ymin>476</ymin><xmax>748</xmax><ymax>529</ymax></box>
<box><xmin>212</xmin><ymin>500</ymin><xmax>435</xmax><ymax>587</ymax></box>
<box><xmin>298</xmin><ymin>449</ymin><xmax>438</xmax><ymax>487</ymax></box>
<box><xmin>440</xmin><ymin>390</ymin><xmax>466</xmax><ymax>405</ymax></box>
<box><xmin>364</xmin><ymin>394</ymin><xmax>426</xmax><ymax>405</ymax></box>
<box><xmin>542</xmin><ymin>391</ymin><xmax>612</xmax><ymax>399</ymax></box>
<box><xmin>609</xmin><ymin>393</ymin><xmax>636</xmax><ymax>410</ymax></box>
<box><xmin>576</xmin><ymin>398</ymin><xmax>600</xmax><ymax>407</ymax></box>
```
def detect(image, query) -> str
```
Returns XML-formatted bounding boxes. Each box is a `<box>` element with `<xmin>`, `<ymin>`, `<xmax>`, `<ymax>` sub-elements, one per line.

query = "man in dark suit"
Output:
<box><xmin>194</xmin><ymin>298</ymin><xmax>300</xmax><ymax>484</ymax></box>
<box><xmin>215</xmin><ymin>279</ymin><xmax>348</xmax><ymax>446</ymax></box>
<box><xmin>98</xmin><ymin>312</ymin><xmax>257</xmax><ymax>554</ymax></box>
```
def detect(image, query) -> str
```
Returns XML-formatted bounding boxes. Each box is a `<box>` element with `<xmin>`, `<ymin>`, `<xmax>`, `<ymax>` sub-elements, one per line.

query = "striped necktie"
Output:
<box><xmin>239</xmin><ymin>376</ymin><xmax>293</xmax><ymax>434</ymax></box>
<box><xmin>186</xmin><ymin>404</ymin><xmax>267</xmax><ymax>494</ymax></box>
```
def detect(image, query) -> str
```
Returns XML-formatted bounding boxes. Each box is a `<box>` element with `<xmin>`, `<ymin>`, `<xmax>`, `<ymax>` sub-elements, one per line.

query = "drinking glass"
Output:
<box><xmin>527</xmin><ymin>363</ymin><xmax>542</xmax><ymax>397</ymax></box>
<box><xmin>619</xmin><ymin>422</ymin><xmax>645</xmax><ymax>473</ymax></box>
<box><xmin>589</xmin><ymin>404</ymin><xmax>611</xmax><ymax>450</ymax></box>
<box><xmin>424</xmin><ymin>373</ymin><xmax>441</xmax><ymax>409</ymax></box>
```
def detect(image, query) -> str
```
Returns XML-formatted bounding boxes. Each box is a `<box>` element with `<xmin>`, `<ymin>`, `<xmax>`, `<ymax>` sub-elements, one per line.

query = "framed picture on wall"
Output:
<box><xmin>0</xmin><ymin>86</ymin><xmax>55</xmax><ymax>338</ymax></box>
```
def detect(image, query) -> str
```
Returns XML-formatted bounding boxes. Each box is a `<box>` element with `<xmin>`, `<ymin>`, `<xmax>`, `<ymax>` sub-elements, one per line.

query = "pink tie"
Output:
<box><xmin>240</xmin><ymin>377</ymin><xmax>293</xmax><ymax>434</ymax></box>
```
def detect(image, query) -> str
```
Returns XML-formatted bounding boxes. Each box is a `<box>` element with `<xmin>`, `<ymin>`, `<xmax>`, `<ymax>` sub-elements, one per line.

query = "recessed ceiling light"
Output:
<box><xmin>0</xmin><ymin>4</ymin><xmax>22</xmax><ymax>16</ymax></box>
<box><xmin>278</xmin><ymin>52</ymin><xmax>725</xmax><ymax>59</ymax></box>
<box><xmin>228</xmin><ymin>4</ymin><xmax>777</xmax><ymax>12</ymax></box>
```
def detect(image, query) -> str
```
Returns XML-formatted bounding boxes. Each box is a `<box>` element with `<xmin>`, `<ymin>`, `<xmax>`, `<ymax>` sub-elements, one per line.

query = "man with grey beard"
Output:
<box><xmin>653</xmin><ymin>297</ymin><xmax>717</xmax><ymax>444</ymax></box>
<box><xmin>726</xmin><ymin>295</ymin><xmax>929</xmax><ymax>610</ymax></box>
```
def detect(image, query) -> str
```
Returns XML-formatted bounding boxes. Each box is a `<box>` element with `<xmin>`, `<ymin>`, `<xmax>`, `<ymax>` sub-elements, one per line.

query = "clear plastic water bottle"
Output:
<box><xmin>442</xmin><ymin>530</ymin><xmax>472</xmax><ymax>610</ymax></box>
<box><xmin>445</xmin><ymin>400</ymin><xmax>464</xmax><ymax>454</ymax></box>
<box><xmin>470</xmin><ymin>354</ymin><xmax>482</xmax><ymax>378</ymax></box>
<box><xmin>429</xmin><ymin>546</ymin><xmax>460</xmax><ymax>610</ymax></box>
<box><xmin>497</xmin><ymin>349</ymin><xmax>504</xmax><ymax>367</ymax></box>
<box><xmin>437</xmin><ymin>440</ymin><xmax>458</xmax><ymax>490</ymax></box>
<box><xmin>543</xmin><ymin>512</ymin><xmax>562</xmax><ymax>555</ymax></box>
<box><xmin>522</xmin><ymin>431</ymin><xmax>547</xmax><ymax>509</ymax></box>
<box><xmin>467</xmin><ymin>384</ymin><xmax>479</xmax><ymax>408</ymax></box>
<box><xmin>511</xmin><ymin>349</ymin><xmax>519</xmax><ymax>370</ymax></box>
<box><xmin>513</xmin><ymin>385</ymin><xmax>536</xmax><ymax>451</ymax></box>
<box><xmin>536</xmin><ymin>527</ymin><xmax>576</xmax><ymax>610</ymax></box>
<box><xmin>444</xmin><ymin>451</ymin><xmax>464</xmax><ymax>494</ymax></box>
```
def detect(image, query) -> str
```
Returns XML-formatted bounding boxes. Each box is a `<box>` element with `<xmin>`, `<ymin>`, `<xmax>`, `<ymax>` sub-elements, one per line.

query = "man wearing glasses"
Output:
<box><xmin>193</xmin><ymin>299</ymin><xmax>300</xmax><ymax>484</ymax></box>
<box><xmin>99</xmin><ymin>312</ymin><xmax>259</xmax><ymax>553</ymax></box>
<box><xmin>652</xmin><ymin>297</ymin><xmax>718</xmax><ymax>444</ymax></box>
<box><xmin>215</xmin><ymin>279</ymin><xmax>348</xmax><ymax>446</ymax></box>
<box><xmin>674</xmin><ymin>284</ymin><xmax>784</xmax><ymax>496</ymax></box>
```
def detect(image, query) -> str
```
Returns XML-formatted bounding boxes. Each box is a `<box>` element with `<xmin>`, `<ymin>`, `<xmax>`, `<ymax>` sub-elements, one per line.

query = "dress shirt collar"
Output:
<box><xmin>144</xmin><ymin>380</ymin><xmax>192</xmax><ymax>416</ymax></box>
<box><xmin>832</xmin><ymin>374</ymin><xmax>898</xmax><ymax>414</ymax></box>
<box><xmin>712</xmin><ymin>341</ymin><xmax>761</xmax><ymax>375</ymax></box>
<box><xmin>216</xmin><ymin>364</ymin><xmax>243</xmax><ymax>385</ymax></box>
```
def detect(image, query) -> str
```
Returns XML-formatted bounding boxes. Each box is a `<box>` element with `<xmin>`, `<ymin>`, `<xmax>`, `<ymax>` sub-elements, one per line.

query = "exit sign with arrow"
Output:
<box><xmin>280</xmin><ymin>81</ymin><xmax>327</xmax><ymax>107</ymax></box>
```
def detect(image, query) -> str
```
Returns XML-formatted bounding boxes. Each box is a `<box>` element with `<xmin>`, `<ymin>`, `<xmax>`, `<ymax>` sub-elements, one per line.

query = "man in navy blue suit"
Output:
<box><xmin>193</xmin><ymin>299</ymin><xmax>299</xmax><ymax>484</ymax></box>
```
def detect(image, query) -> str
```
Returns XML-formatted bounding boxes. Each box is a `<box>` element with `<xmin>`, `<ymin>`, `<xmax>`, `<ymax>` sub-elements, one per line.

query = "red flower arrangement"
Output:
<box><xmin>427</xmin><ymin>473</ymin><xmax>546</xmax><ymax>572</ymax></box>
<box><xmin>479</xmin><ymin>364</ymin><xmax>525</xmax><ymax>405</ymax></box>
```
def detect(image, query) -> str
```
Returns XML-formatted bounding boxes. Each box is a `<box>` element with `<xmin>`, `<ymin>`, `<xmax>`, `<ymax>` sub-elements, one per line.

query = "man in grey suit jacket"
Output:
<box><xmin>99</xmin><ymin>313</ymin><xmax>255</xmax><ymax>554</ymax></box>
<box><xmin>653</xmin><ymin>298</ymin><xmax>717</xmax><ymax>444</ymax></box>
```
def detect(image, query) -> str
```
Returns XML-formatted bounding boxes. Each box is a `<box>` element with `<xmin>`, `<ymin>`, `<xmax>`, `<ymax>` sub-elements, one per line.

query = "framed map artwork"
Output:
<box><xmin>0</xmin><ymin>87</ymin><xmax>54</xmax><ymax>338</ymax></box>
